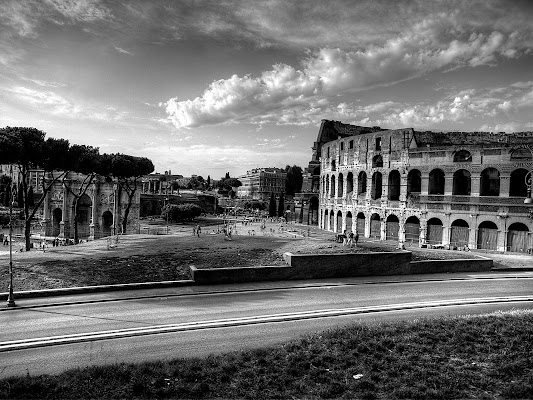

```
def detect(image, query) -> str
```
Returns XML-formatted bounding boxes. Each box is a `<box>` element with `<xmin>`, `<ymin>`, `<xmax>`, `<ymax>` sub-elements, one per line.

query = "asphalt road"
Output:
<box><xmin>1</xmin><ymin>273</ymin><xmax>532</xmax><ymax>378</ymax></box>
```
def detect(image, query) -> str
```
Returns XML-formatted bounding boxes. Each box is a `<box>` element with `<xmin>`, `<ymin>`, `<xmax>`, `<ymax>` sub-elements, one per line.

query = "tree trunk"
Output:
<box><xmin>24</xmin><ymin>218</ymin><xmax>31</xmax><ymax>251</ymax></box>
<box><xmin>73</xmin><ymin>198</ymin><xmax>79</xmax><ymax>244</ymax></box>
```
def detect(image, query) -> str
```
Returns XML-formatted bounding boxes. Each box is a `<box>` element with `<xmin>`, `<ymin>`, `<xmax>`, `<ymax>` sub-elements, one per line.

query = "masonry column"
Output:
<box><xmin>60</xmin><ymin>182</ymin><xmax>68</xmax><ymax>238</ymax></box>
<box><xmin>399</xmin><ymin>172</ymin><xmax>408</xmax><ymax>203</ymax></box>
<box><xmin>421</xmin><ymin>172</ymin><xmax>429</xmax><ymax>195</ymax></box>
<box><xmin>419</xmin><ymin>217</ymin><xmax>428</xmax><ymax>247</ymax></box>
<box><xmin>500</xmin><ymin>174</ymin><xmax>511</xmax><ymax>198</ymax></box>
<box><xmin>365</xmin><ymin>212</ymin><xmax>371</xmax><ymax>238</ymax></box>
<box><xmin>42</xmin><ymin>180</ymin><xmax>51</xmax><ymax>237</ymax></box>
<box><xmin>89</xmin><ymin>182</ymin><xmax>97</xmax><ymax>240</ymax></box>
<box><xmin>444</xmin><ymin>174</ymin><xmax>453</xmax><ymax>196</ymax></box>
<box><xmin>471</xmin><ymin>174</ymin><xmax>481</xmax><ymax>197</ymax></box>
<box><xmin>469</xmin><ymin>215</ymin><xmax>478</xmax><ymax>249</ymax></box>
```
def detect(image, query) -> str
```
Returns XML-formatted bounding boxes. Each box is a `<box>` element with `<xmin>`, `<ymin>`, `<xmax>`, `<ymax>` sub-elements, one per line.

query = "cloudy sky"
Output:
<box><xmin>1</xmin><ymin>0</ymin><xmax>533</xmax><ymax>178</ymax></box>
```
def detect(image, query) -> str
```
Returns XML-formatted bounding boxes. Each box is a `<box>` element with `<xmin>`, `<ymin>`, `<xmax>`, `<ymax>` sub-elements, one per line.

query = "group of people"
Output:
<box><xmin>339</xmin><ymin>230</ymin><xmax>359</xmax><ymax>247</ymax></box>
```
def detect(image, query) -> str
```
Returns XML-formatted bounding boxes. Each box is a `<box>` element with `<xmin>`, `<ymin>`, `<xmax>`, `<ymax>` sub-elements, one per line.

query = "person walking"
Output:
<box><xmin>354</xmin><ymin>232</ymin><xmax>359</xmax><ymax>247</ymax></box>
<box><xmin>196</xmin><ymin>224</ymin><xmax>201</xmax><ymax>237</ymax></box>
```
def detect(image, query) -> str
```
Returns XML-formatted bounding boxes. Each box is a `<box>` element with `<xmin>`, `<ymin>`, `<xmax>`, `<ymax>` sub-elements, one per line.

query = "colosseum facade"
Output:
<box><xmin>316</xmin><ymin>119</ymin><xmax>533</xmax><ymax>253</ymax></box>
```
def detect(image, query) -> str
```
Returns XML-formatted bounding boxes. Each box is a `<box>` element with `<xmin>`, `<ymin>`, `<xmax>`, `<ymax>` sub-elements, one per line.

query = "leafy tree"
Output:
<box><xmin>285</xmin><ymin>165</ymin><xmax>303</xmax><ymax>196</ymax></box>
<box><xmin>0</xmin><ymin>127</ymin><xmax>71</xmax><ymax>250</ymax></box>
<box><xmin>0</xmin><ymin>175</ymin><xmax>11</xmax><ymax>207</ymax></box>
<box><xmin>277</xmin><ymin>192</ymin><xmax>285</xmax><ymax>217</ymax></box>
<box><xmin>162</xmin><ymin>203</ymin><xmax>203</xmax><ymax>221</ymax></box>
<box><xmin>268</xmin><ymin>192</ymin><xmax>276</xmax><ymax>217</ymax></box>
<box><xmin>108</xmin><ymin>153</ymin><xmax>155</xmax><ymax>234</ymax></box>
<box><xmin>206</xmin><ymin>175</ymin><xmax>211</xmax><ymax>189</ymax></box>
<box><xmin>223</xmin><ymin>178</ymin><xmax>242</xmax><ymax>189</ymax></box>
<box><xmin>188</xmin><ymin>176</ymin><xmax>204</xmax><ymax>192</ymax></box>
<box><xmin>225</xmin><ymin>172</ymin><xmax>230</xmax><ymax>179</ymax></box>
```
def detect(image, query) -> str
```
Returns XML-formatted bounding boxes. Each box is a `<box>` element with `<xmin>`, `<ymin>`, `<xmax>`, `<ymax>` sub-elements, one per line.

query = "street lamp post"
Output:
<box><xmin>7</xmin><ymin>165</ymin><xmax>16</xmax><ymax>307</ymax></box>
<box><xmin>525</xmin><ymin>171</ymin><xmax>532</xmax><ymax>204</ymax></box>
<box><xmin>164</xmin><ymin>197</ymin><xmax>169</xmax><ymax>234</ymax></box>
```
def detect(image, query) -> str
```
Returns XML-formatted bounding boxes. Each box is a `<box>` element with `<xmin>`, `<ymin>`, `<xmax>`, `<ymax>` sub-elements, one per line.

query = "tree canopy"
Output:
<box><xmin>285</xmin><ymin>165</ymin><xmax>303</xmax><ymax>196</ymax></box>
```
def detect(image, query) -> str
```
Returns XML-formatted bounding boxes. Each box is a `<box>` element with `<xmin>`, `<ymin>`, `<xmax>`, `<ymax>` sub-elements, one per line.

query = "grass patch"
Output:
<box><xmin>1</xmin><ymin>310</ymin><xmax>532</xmax><ymax>399</ymax></box>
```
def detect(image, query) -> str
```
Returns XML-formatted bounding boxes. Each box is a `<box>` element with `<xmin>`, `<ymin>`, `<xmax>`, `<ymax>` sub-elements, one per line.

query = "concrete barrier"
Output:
<box><xmin>408</xmin><ymin>257</ymin><xmax>493</xmax><ymax>274</ymax></box>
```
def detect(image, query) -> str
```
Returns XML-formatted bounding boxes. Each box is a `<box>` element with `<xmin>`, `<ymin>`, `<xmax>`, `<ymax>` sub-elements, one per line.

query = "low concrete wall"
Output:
<box><xmin>191</xmin><ymin>251</ymin><xmax>412</xmax><ymax>285</ymax></box>
<box><xmin>409</xmin><ymin>257</ymin><xmax>493</xmax><ymax>274</ymax></box>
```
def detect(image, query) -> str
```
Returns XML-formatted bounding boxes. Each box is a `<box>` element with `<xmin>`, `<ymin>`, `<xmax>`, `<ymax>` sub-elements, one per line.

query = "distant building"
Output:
<box><xmin>304</xmin><ymin>119</ymin><xmax>533</xmax><ymax>253</ymax></box>
<box><xmin>141</xmin><ymin>170</ymin><xmax>183</xmax><ymax>194</ymax></box>
<box><xmin>237</xmin><ymin>167</ymin><xmax>287</xmax><ymax>202</ymax></box>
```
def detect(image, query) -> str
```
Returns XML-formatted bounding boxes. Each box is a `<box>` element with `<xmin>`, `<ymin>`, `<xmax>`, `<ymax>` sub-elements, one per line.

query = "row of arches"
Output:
<box><xmin>323</xmin><ymin>167</ymin><xmax>530</xmax><ymax>199</ymax></box>
<box><xmin>322</xmin><ymin>209</ymin><xmax>532</xmax><ymax>253</ymax></box>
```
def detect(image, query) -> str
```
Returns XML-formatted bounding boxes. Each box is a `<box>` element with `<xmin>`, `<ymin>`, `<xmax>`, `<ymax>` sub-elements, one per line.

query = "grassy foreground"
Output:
<box><xmin>1</xmin><ymin>311</ymin><xmax>532</xmax><ymax>399</ymax></box>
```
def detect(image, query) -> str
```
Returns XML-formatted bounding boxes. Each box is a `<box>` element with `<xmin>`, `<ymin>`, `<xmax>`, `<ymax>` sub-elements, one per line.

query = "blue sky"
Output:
<box><xmin>1</xmin><ymin>0</ymin><xmax>533</xmax><ymax>179</ymax></box>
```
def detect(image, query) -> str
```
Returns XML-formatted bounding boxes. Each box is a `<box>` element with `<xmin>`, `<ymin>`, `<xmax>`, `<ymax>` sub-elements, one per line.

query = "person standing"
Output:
<box><xmin>354</xmin><ymin>232</ymin><xmax>359</xmax><ymax>247</ymax></box>
<box><xmin>196</xmin><ymin>224</ymin><xmax>201</xmax><ymax>237</ymax></box>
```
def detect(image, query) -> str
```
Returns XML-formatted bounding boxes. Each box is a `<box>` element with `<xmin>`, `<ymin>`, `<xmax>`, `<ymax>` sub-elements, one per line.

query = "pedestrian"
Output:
<box><xmin>196</xmin><ymin>224</ymin><xmax>201</xmax><ymax>237</ymax></box>
<box><xmin>348</xmin><ymin>231</ymin><xmax>354</xmax><ymax>247</ymax></box>
<box><xmin>354</xmin><ymin>232</ymin><xmax>359</xmax><ymax>247</ymax></box>
<box><xmin>342</xmin><ymin>230</ymin><xmax>348</xmax><ymax>246</ymax></box>
<box><xmin>192</xmin><ymin>226</ymin><xmax>196</xmax><ymax>236</ymax></box>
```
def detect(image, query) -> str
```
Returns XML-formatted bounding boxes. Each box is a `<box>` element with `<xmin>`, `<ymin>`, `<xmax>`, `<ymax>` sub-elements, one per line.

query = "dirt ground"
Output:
<box><xmin>0</xmin><ymin>218</ymin><xmax>531</xmax><ymax>292</ymax></box>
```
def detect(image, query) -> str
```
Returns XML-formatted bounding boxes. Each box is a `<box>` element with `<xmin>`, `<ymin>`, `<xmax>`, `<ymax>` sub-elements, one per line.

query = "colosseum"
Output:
<box><xmin>312</xmin><ymin>119</ymin><xmax>533</xmax><ymax>253</ymax></box>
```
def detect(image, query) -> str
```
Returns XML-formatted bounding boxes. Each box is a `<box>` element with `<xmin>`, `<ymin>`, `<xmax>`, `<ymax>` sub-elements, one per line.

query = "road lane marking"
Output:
<box><xmin>2</xmin><ymin>295</ymin><xmax>532</xmax><ymax>352</ymax></box>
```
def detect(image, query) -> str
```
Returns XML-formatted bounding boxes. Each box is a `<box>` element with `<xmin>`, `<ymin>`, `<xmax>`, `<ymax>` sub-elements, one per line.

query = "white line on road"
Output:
<box><xmin>2</xmin><ymin>295</ymin><xmax>532</xmax><ymax>352</ymax></box>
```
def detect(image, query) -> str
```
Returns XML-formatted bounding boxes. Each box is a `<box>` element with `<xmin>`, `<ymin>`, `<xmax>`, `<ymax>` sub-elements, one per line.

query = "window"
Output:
<box><xmin>327</xmin><ymin>147</ymin><xmax>330</xmax><ymax>158</ymax></box>
<box><xmin>375</xmin><ymin>137</ymin><xmax>381</xmax><ymax>151</ymax></box>
<box><xmin>349</xmin><ymin>140</ymin><xmax>353</xmax><ymax>149</ymax></box>
<box><xmin>340</xmin><ymin>142</ymin><xmax>344</xmax><ymax>151</ymax></box>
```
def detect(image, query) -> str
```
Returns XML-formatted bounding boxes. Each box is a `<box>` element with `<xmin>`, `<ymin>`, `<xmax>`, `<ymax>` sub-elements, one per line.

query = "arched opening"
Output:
<box><xmin>76</xmin><ymin>194</ymin><xmax>92</xmax><ymax>239</ymax></box>
<box><xmin>450</xmin><ymin>219</ymin><xmax>469</xmax><ymax>248</ymax></box>
<box><xmin>346</xmin><ymin>172</ymin><xmax>354</xmax><ymax>196</ymax></box>
<box><xmin>371</xmin><ymin>172</ymin><xmax>382</xmax><ymax>200</ymax></box>
<box><xmin>331</xmin><ymin>160</ymin><xmax>336</xmax><ymax>171</ymax></box>
<box><xmin>338</xmin><ymin>173</ymin><xmax>344</xmax><ymax>198</ymax></box>
<box><xmin>372</xmin><ymin>154</ymin><xmax>383</xmax><ymax>168</ymax></box>
<box><xmin>329</xmin><ymin>210</ymin><xmax>334</xmax><ymax>232</ymax></box>
<box><xmin>386</xmin><ymin>214</ymin><xmax>399</xmax><ymax>240</ymax></box>
<box><xmin>370</xmin><ymin>213</ymin><xmax>381</xmax><ymax>238</ymax></box>
<box><xmin>388</xmin><ymin>170</ymin><xmax>401</xmax><ymax>201</ymax></box>
<box><xmin>358</xmin><ymin>171</ymin><xmax>367</xmax><ymax>195</ymax></box>
<box><xmin>323</xmin><ymin>210</ymin><xmax>329</xmax><ymax>230</ymax></box>
<box><xmin>477</xmin><ymin>221</ymin><xmax>498</xmax><ymax>250</ymax></box>
<box><xmin>453</xmin><ymin>150</ymin><xmax>472</xmax><ymax>162</ymax></box>
<box><xmin>404</xmin><ymin>216</ymin><xmax>420</xmax><ymax>244</ymax></box>
<box><xmin>427</xmin><ymin>218</ymin><xmax>443</xmax><ymax>245</ymax></box>
<box><xmin>510</xmin><ymin>148</ymin><xmax>533</xmax><ymax>160</ymax></box>
<box><xmin>429</xmin><ymin>169</ymin><xmax>445</xmax><ymax>195</ymax></box>
<box><xmin>480</xmin><ymin>168</ymin><xmax>500</xmax><ymax>196</ymax></box>
<box><xmin>346</xmin><ymin>211</ymin><xmax>353</xmax><ymax>233</ymax></box>
<box><xmin>356</xmin><ymin>212</ymin><xmax>365</xmax><ymax>235</ymax></box>
<box><xmin>102</xmin><ymin>210</ymin><xmax>114</xmax><ymax>237</ymax></box>
<box><xmin>336</xmin><ymin>210</ymin><xmax>343</xmax><ymax>233</ymax></box>
<box><xmin>507</xmin><ymin>222</ymin><xmax>530</xmax><ymax>253</ymax></box>
<box><xmin>453</xmin><ymin>169</ymin><xmax>471</xmax><ymax>195</ymax></box>
<box><xmin>308</xmin><ymin>196</ymin><xmax>319</xmax><ymax>225</ymax></box>
<box><xmin>510</xmin><ymin>169</ymin><xmax>529</xmax><ymax>197</ymax></box>
<box><xmin>52</xmin><ymin>208</ymin><xmax>62</xmax><ymax>237</ymax></box>
<box><xmin>407</xmin><ymin>169</ymin><xmax>421</xmax><ymax>195</ymax></box>
<box><xmin>330</xmin><ymin>175</ymin><xmax>336</xmax><ymax>198</ymax></box>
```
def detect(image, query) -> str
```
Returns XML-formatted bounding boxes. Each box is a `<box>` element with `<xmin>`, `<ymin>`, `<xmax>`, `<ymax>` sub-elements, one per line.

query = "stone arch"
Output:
<box><xmin>370</xmin><ymin>213</ymin><xmax>381</xmax><ymax>238</ymax></box>
<box><xmin>427</xmin><ymin>217</ymin><xmax>443</xmax><ymax>245</ymax></box>
<box><xmin>480</xmin><ymin>167</ymin><xmax>500</xmax><ymax>196</ymax></box>
<box><xmin>338</xmin><ymin>173</ymin><xmax>344</xmax><ymax>198</ymax></box>
<box><xmin>507</xmin><ymin>222</ymin><xmax>530</xmax><ymax>253</ymax></box>
<box><xmin>510</xmin><ymin>168</ymin><xmax>529</xmax><ymax>197</ymax></box>
<box><xmin>356</xmin><ymin>212</ymin><xmax>365</xmax><ymax>235</ymax></box>
<box><xmin>336</xmin><ymin>210</ymin><xmax>343</xmax><ymax>233</ymax></box>
<box><xmin>371</xmin><ymin>172</ymin><xmax>382</xmax><ymax>199</ymax></box>
<box><xmin>450</xmin><ymin>219</ymin><xmax>469</xmax><ymax>248</ymax></box>
<box><xmin>330</xmin><ymin>175</ymin><xmax>336</xmax><ymax>198</ymax></box>
<box><xmin>429</xmin><ymin>169</ymin><xmax>445</xmax><ymax>195</ymax></box>
<box><xmin>102</xmin><ymin>210</ymin><xmax>114</xmax><ymax>237</ymax></box>
<box><xmin>477</xmin><ymin>220</ymin><xmax>498</xmax><ymax>250</ymax></box>
<box><xmin>404</xmin><ymin>215</ymin><xmax>420</xmax><ymax>244</ymax></box>
<box><xmin>453</xmin><ymin>169</ymin><xmax>471</xmax><ymax>195</ymax></box>
<box><xmin>358</xmin><ymin>171</ymin><xmax>367</xmax><ymax>194</ymax></box>
<box><xmin>308</xmin><ymin>196</ymin><xmax>319</xmax><ymax>225</ymax></box>
<box><xmin>453</xmin><ymin>150</ymin><xmax>472</xmax><ymax>162</ymax></box>
<box><xmin>407</xmin><ymin>169</ymin><xmax>421</xmax><ymax>195</ymax></box>
<box><xmin>510</xmin><ymin>148</ymin><xmax>533</xmax><ymax>160</ymax></box>
<box><xmin>346</xmin><ymin>211</ymin><xmax>353</xmax><ymax>233</ymax></box>
<box><xmin>323</xmin><ymin>209</ymin><xmax>329</xmax><ymax>230</ymax></box>
<box><xmin>346</xmin><ymin>172</ymin><xmax>354</xmax><ymax>196</ymax></box>
<box><xmin>52</xmin><ymin>207</ymin><xmax>62</xmax><ymax>237</ymax></box>
<box><xmin>76</xmin><ymin>194</ymin><xmax>92</xmax><ymax>239</ymax></box>
<box><xmin>372</xmin><ymin>154</ymin><xmax>383</xmax><ymax>168</ymax></box>
<box><xmin>386</xmin><ymin>214</ymin><xmax>399</xmax><ymax>240</ymax></box>
<box><xmin>388</xmin><ymin>170</ymin><xmax>401</xmax><ymax>201</ymax></box>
